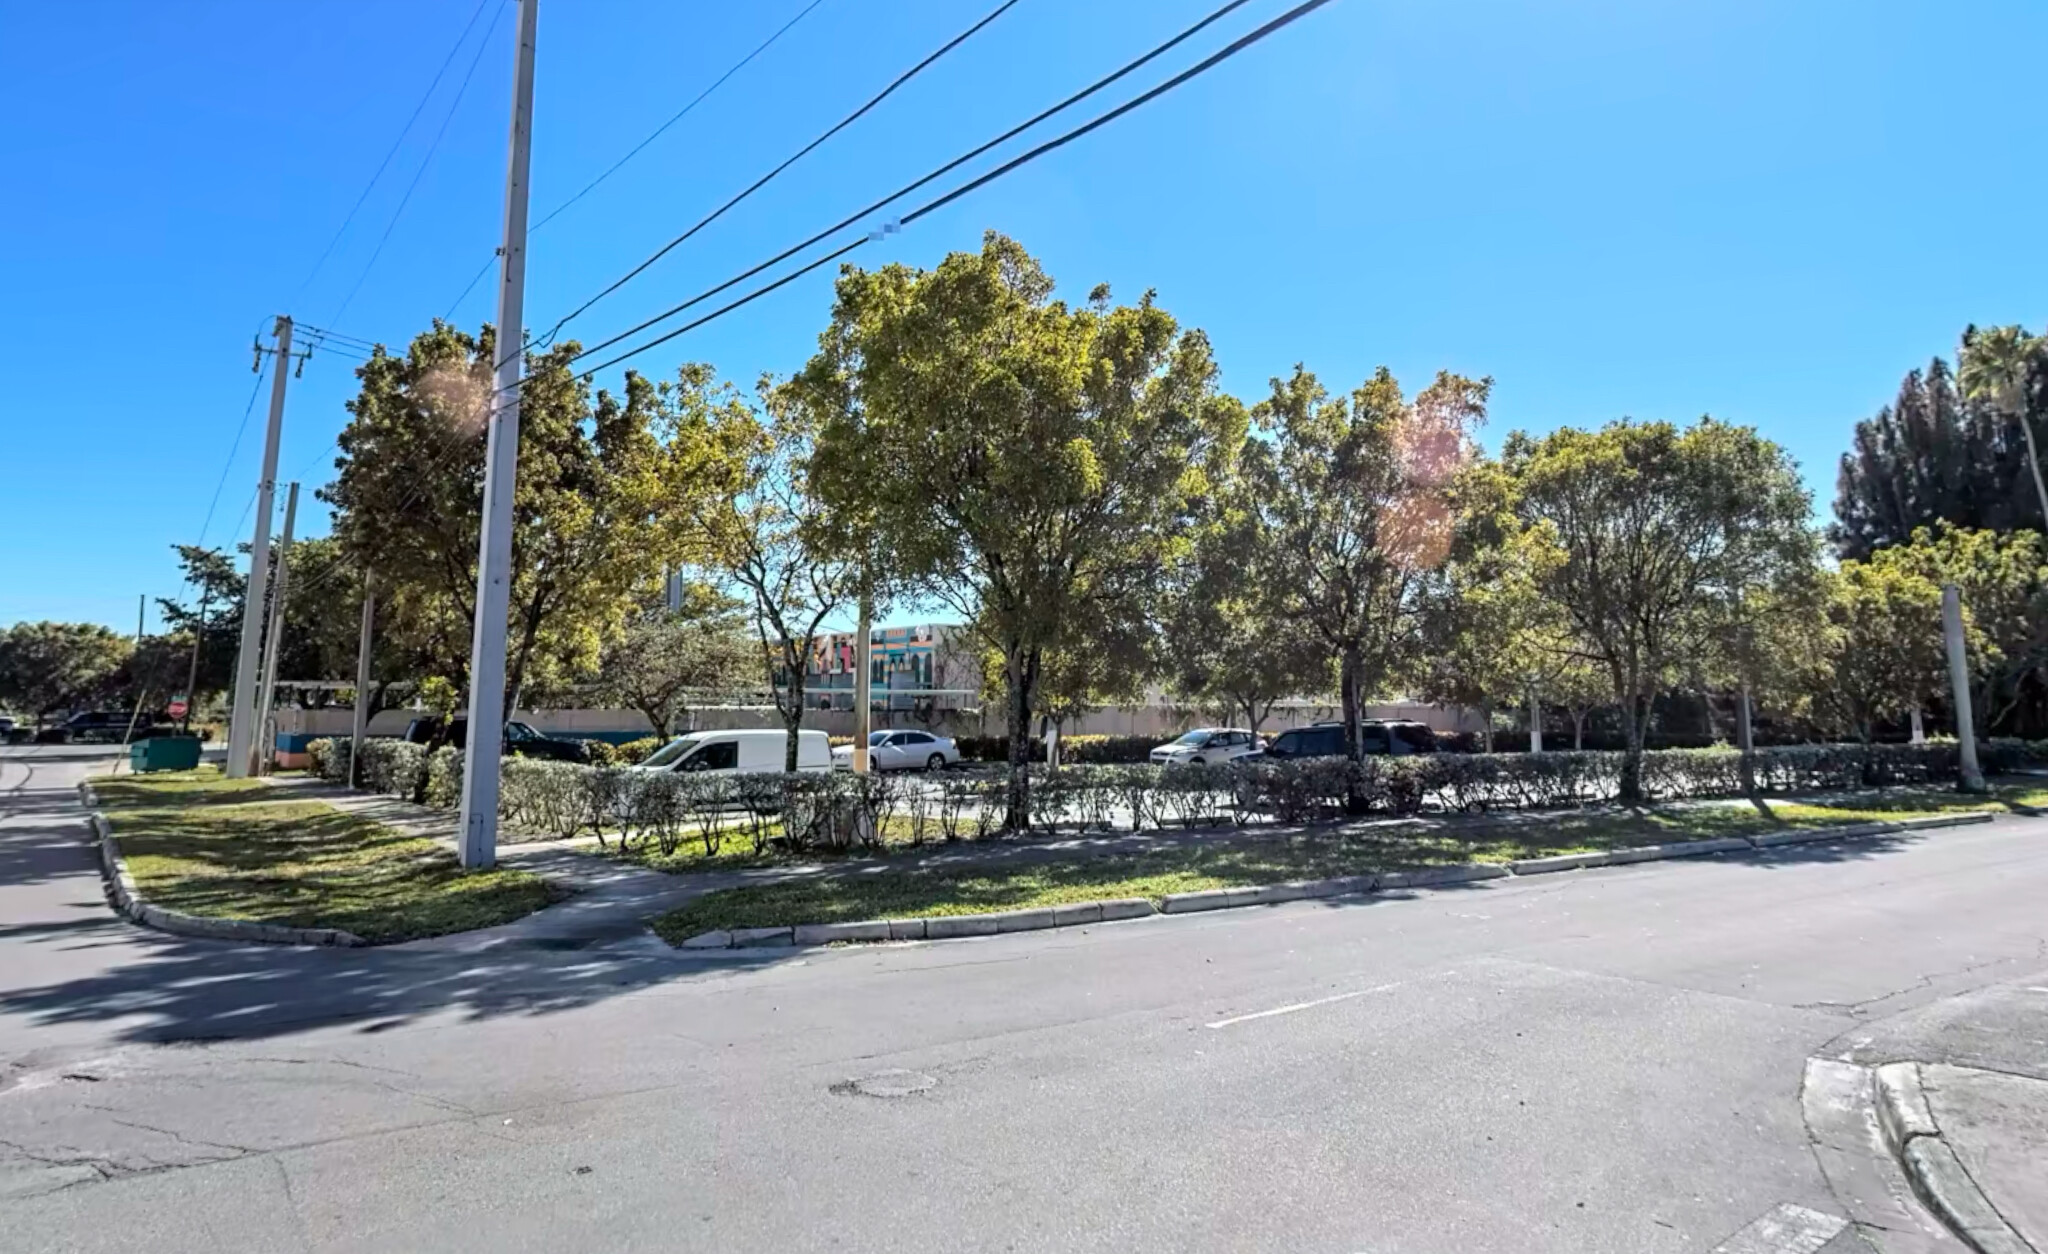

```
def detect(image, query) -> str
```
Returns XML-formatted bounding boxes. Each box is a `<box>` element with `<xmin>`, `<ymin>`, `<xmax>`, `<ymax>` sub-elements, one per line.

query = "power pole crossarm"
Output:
<box><xmin>455</xmin><ymin>0</ymin><xmax>538</xmax><ymax>870</ymax></box>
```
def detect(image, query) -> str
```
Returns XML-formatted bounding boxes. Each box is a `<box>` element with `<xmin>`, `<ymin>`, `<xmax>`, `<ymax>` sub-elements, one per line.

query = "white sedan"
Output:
<box><xmin>832</xmin><ymin>729</ymin><xmax>962</xmax><ymax>771</ymax></box>
<box><xmin>1148</xmin><ymin>727</ymin><xmax>1264</xmax><ymax>766</ymax></box>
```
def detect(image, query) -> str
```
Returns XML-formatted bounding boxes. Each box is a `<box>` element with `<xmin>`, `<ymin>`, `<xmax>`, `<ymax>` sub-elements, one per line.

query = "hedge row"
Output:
<box><xmin>306</xmin><ymin>736</ymin><xmax>2047</xmax><ymax>852</ymax></box>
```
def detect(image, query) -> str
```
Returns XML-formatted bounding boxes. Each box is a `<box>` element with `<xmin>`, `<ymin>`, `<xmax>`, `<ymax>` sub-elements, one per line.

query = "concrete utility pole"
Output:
<box><xmin>226</xmin><ymin>315</ymin><xmax>293</xmax><ymax>778</ymax></box>
<box><xmin>1527</xmin><ymin>687</ymin><xmax>1543</xmax><ymax>754</ymax></box>
<box><xmin>252</xmin><ymin>483</ymin><xmax>299</xmax><ymax>776</ymax></box>
<box><xmin>454</xmin><ymin>0</ymin><xmax>539</xmax><ymax>869</ymax></box>
<box><xmin>180</xmin><ymin>588</ymin><xmax>210</xmax><ymax>735</ymax></box>
<box><xmin>852</xmin><ymin>595</ymin><xmax>873</xmax><ymax>772</ymax></box>
<box><xmin>350</xmin><ymin>573</ymin><xmax>376</xmax><ymax>789</ymax></box>
<box><xmin>134</xmin><ymin>594</ymin><xmax>145</xmax><ymax>648</ymax></box>
<box><xmin>1941</xmin><ymin>583</ymin><xmax>1986</xmax><ymax>793</ymax></box>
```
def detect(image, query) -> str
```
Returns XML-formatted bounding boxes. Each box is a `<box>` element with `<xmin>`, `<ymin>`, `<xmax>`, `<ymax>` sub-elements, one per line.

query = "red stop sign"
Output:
<box><xmin>167</xmin><ymin>699</ymin><xmax>189</xmax><ymax>719</ymax></box>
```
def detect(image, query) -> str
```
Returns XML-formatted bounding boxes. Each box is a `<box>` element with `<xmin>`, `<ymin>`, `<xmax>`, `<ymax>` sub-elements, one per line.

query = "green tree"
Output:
<box><xmin>1805</xmin><ymin>561</ymin><xmax>1945</xmax><ymax>744</ymax></box>
<box><xmin>0</xmin><ymin>622</ymin><xmax>131</xmax><ymax>724</ymax></box>
<box><xmin>1508</xmin><ymin>418</ymin><xmax>1814</xmax><ymax>800</ymax></box>
<box><xmin>595</xmin><ymin>583</ymin><xmax>759</xmax><ymax>738</ymax></box>
<box><xmin>1165</xmin><ymin>435</ymin><xmax>1331</xmax><ymax>735</ymax></box>
<box><xmin>1957</xmin><ymin>323</ymin><xmax>2048</xmax><ymax>529</ymax></box>
<box><xmin>664</xmin><ymin>365</ymin><xmax>851</xmax><ymax>770</ymax></box>
<box><xmin>1832</xmin><ymin>332</ymin><xmax>2048</xmax><ymax>558</ymax></box>
<box><xmin>1249</xmin><ymin>364</ymin><xmax>1490</xmax><ymax>767</ymax></box>
<box><xmin>1545</xmin><ymin>655</ymin><xmax>1610</xmax><ymax>750</ymax></box>
<box><xmin>1418</xmin><ymin>463</ymin><xmax>1568</xmax><ymax>751</ymax></box>
<box><xmin>156</xmin><ymin>545</ymin><xmax>244</xmax><ymax>701</ymax></box>
<box><xmin>1878</xmin><ymin>524</ymin><xmax>2048</xmax><ymax>734</ymax></box>
<box><xmin>321</xmin><ymin>322</ymin><xmax>725</xmax><ymax>729</ymax></box>
<box><xmin>801</xmin><ymin>234</ymin><xmax>1237</xmax><ymax>825</ymax></box>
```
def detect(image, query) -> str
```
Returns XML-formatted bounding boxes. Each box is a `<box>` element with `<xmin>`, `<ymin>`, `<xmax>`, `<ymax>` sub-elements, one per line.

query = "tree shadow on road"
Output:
<box><xmin>0</xmin><ymin>925</ymin><xmax>791</xmax><ymax>1047</ymax></box>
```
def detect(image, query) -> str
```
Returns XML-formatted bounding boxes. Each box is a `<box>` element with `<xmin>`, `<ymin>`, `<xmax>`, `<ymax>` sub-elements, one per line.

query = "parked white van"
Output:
<box><xmin>631</xmin><ymin>728</ymin><xmax>833</xmax><ymax>775</ymax></box>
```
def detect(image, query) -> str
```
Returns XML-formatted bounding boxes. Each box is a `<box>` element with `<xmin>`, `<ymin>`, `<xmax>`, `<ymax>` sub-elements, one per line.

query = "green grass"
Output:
<box><xmin>95</xmin><ymin>768</ymin><xmax>559</xmax><ymax>944</ymax></box>
<box><xmin>648</xmin><ymin>782</ymin><xmax>2046</xmax><ymax>943</ymax></box>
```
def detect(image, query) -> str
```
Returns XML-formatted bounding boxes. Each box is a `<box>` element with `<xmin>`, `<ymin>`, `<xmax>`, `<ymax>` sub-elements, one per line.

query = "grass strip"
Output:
<box><xmin>651</xmin><ymin>784</ymin><xmax>2044</xmax><ymax>943</ymax></box>
<box><xmin>94</xmin><ymin>768</ymin><xmax>558</xmax><ymax>944</ymax></box>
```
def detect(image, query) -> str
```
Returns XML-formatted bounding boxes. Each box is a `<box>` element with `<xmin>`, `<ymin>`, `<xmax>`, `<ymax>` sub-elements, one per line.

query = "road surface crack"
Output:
<box><xmin>1795</xmin><ymin>952</ymin><xmax>2026</xmax><ymax>1018</ymax></box>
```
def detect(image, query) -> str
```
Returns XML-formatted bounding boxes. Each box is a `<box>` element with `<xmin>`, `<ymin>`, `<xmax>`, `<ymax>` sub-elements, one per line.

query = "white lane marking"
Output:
<box><xmin>1206</xmin><ymin>980</ymin><xmax>1406</xmax><ymax>1029</ymax></box>
<box><xmin>1710</xmin><ymin>1203</ymin><xmax>1847</xmax><ymax>1254</ymax></box>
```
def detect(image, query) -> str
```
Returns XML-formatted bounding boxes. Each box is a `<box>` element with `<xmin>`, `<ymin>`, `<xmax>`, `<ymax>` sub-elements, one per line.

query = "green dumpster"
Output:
<box><xmin>130</xmin><ymin>736</ymin><xmax>202</xmax><ymax>773</ymax></box>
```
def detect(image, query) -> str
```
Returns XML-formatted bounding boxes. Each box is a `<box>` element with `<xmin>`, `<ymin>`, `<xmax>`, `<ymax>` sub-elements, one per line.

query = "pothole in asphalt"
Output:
<box><xmin>831</xmin><ymin>1069</ymin><xmax>937</xmax><ymax>1099</ymax></box>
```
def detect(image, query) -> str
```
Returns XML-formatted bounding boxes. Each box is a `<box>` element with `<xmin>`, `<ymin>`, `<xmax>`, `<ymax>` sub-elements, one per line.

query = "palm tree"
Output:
<box><xmin>1958</xmin><ymin>323</ymin><xmax>2048</xmax><ymax>529</ymax></box>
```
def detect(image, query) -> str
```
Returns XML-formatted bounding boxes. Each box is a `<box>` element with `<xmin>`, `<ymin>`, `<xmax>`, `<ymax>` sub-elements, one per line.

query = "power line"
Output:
<box><xmin>328</xmin><ymin>0</ymin><xmax>506</xmax><ymax>326</ymax></box>
<box><xmin>442</xmin><ymin>0</ymin><xmax>834</xmax><ymax>324</ymax></box>
<box><xmin>531</xmin><ymin>0</ymin><xmax>832</xmax><ymax>237</ymax></box>
<box><xmin>289</xmin><ymin>0</ymin><xmax>495</xmax><ymax>308</ymax></box>
<box><xmin>193</xmin><ymin>350</ymin><xmax>272</xmax><ymax>554</ymax></box>
<box><xmin>558</xmin><ymin>0</ymin><xmax>1272</xmax><ymax>378</ymax></box>
<box><xmin>296</xmin><ymin>322</ymin><xmax>381</xmax><ymax>351</ymax></box>
<box><xmin>538</xmin><ymin>0</ymin><xmax>1023</xmax><ymax>345</ymax></box>
<box><xmin>301</xmin><ymin>0</ymin><xmax>1338</xmax><ymax>601</ymax></box>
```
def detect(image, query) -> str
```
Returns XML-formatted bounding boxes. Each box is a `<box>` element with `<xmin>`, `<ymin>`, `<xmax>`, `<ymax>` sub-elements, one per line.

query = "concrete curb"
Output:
<box><xmin>670</xmin><ymin>810</ymin><xmax>2003</xmax><ymax>950</ymax></box>
<box><xmin>1874</xmin><ymin>1062</ymin><xmax>2033</xmax><ymax>1254</ymax></box>
<box><xmin>88</xmin><ymin>811</ymin><xmax>369</xmax><ymax>948</ymax></box>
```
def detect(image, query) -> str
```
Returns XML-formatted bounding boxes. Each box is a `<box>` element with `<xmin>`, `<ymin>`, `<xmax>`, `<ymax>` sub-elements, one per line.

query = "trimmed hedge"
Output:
<box><xmin>308</xmin><ymin>735</ymin><xmax>2047</xmax><ymax>845</ymax></box>
<box><xmin>954</xmin><ymin>733</ymin><xmax>1162</xmax><ymax>764</ymax></box>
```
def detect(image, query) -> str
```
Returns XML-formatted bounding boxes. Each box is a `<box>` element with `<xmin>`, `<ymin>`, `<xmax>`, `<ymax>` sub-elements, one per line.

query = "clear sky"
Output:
<box><xmin>3</xmin><ymin>0</ymin><xmax>2044</xmax><ymax>634</ymax></box>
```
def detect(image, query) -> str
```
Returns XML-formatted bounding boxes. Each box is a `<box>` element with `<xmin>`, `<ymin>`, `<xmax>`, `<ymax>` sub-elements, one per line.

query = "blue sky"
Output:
<box><xmin>4</xmin><ymin>0</ymin><xmax>2044</xmax><ymax>634</ymax></box>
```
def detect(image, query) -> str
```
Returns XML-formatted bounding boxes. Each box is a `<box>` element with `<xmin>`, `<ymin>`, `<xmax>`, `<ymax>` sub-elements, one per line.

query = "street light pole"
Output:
<box><xmin>454</xmin><ymin>0</ymin><xmax>538</xmax><ymax>870</ymax></box>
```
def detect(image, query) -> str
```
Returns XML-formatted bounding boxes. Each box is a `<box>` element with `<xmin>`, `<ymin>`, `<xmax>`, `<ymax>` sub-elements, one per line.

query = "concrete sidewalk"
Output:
<box><xmin>1909</xmin><ymin>1063</ymin><xmax>2047</xmax><ymax>1252</ymax></box>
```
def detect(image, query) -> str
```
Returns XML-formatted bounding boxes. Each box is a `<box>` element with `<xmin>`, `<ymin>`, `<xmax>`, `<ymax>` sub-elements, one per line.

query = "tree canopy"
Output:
<box><xmin>1248</xmin><ymin>363</ymin><xmax>1490</xmax><ymax>768</ymax></box>
<box><xmin>1508</xmin><ymin>417</ymin><xmax>1814</xmax><ymax>798</ymax></box>
<box><xmin>802</xmin><ymin>233</ymin><xmax>1239</xmax><ymax>823</ymax></box>
<box><xmin>320</xmin><ymin>322</ymin><xmax>731</xmax><ymax>715</ymax></box>
<box><xmin>1832</xmin><ymin>329</ymin><xmax>2048</xmax><ymax>557</ymax></box>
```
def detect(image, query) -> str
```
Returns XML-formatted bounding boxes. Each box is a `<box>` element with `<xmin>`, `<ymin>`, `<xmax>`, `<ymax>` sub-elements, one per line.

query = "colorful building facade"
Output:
<box><xmin>800</xmin><ymin>622</ymin><xmax>980</xmax><ymax>712</ymax></box>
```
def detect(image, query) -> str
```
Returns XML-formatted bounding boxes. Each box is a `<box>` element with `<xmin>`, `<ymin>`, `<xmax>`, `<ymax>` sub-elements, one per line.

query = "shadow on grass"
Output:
<box><xmin>101</xmin><ymin>780</ymin><xmax>558</xmax><ymax>946</ymax></box>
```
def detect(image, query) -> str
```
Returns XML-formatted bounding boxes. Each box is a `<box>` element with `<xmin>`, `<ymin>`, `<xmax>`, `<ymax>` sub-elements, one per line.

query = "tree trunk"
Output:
<box><xmin>1339</xmin><ymin>647</ymin><xmax>1370</xmax><ymax>814</ymax></box>
<box><xmin>783</xmin><ymin>661</ymin><xmax>805</xmax><ymax>772</ymax></box>
<box><xmin>1339</xmin><ymin>648</ymin><xmax>1364</xmax><ymax>763</ymax></box>
<box><xmin>1571</xmin><ymin>708</ymin><xmax>1586</xmax><ymax>751</ymax></box>
<box><xmin>1003</xmin><ymin>646</ymin><xmax>1039</xmax><ymax>831</ymax></box>
<box><xmin>1479</xmin><ymin>699</ymin><xmax>1494</xmax><ymax>754</ymax></box>
<box><xmin>2019</xmin><ymin>408</ymin><xmax>2048</xmax><ymax>529</ymax></box>
<box><xmin>1618</xmin><ymin>692</ymin><xmax>1648</xmax><ymax>803</ymax></box>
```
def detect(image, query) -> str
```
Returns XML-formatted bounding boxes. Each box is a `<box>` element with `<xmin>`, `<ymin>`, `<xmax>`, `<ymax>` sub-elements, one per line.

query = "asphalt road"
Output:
<box><xmin>3</xmin><ymin>744</ymin><xmax>2044</xmax><ymax>1253</ymax></box>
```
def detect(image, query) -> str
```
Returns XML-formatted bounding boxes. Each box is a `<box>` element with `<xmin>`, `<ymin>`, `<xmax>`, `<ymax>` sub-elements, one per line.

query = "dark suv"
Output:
<box><xmin>402</xmin><ymin>717</ymin><xmax>590</xmax><ymax>762</ymax></box>
<box><xmin>1263</xmin><ymin>720</ymin><xmax>1437</xmax><ymax>759</ymax></box>
<box><xmin>59</xmin><ymin>711</ymin><xmax>172</xmax><ymax>744</ymax></box>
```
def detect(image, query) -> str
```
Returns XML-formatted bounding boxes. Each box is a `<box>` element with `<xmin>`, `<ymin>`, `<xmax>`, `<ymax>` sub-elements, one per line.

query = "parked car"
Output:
<box><xmin>57</xmin><ymin>711</ymin><xmax>169</xmax><ymax>744</ymax></box>
<box><xmin>1148</xmin><ymin>727</ymin><xmax>1264</xmax><ymax>766</ymax></box>
<box><xmin>402</xmin><ymin>717</ymin><xmax>591</xmax><ymax>762</ymax></box>
<box><xmin>1260</xmin><ymin>719</ymin><xmax>1437</xmax><ymax>760</ymax></box>
<box><xmin>635</xmin><ymin>728</ymin><xmax>833</xmax><ymax>775</ymax></box>
<box><xmin>830</xmin><ymin>729</ymin><xmax>961</xmax><ymax>772</ymax></box>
